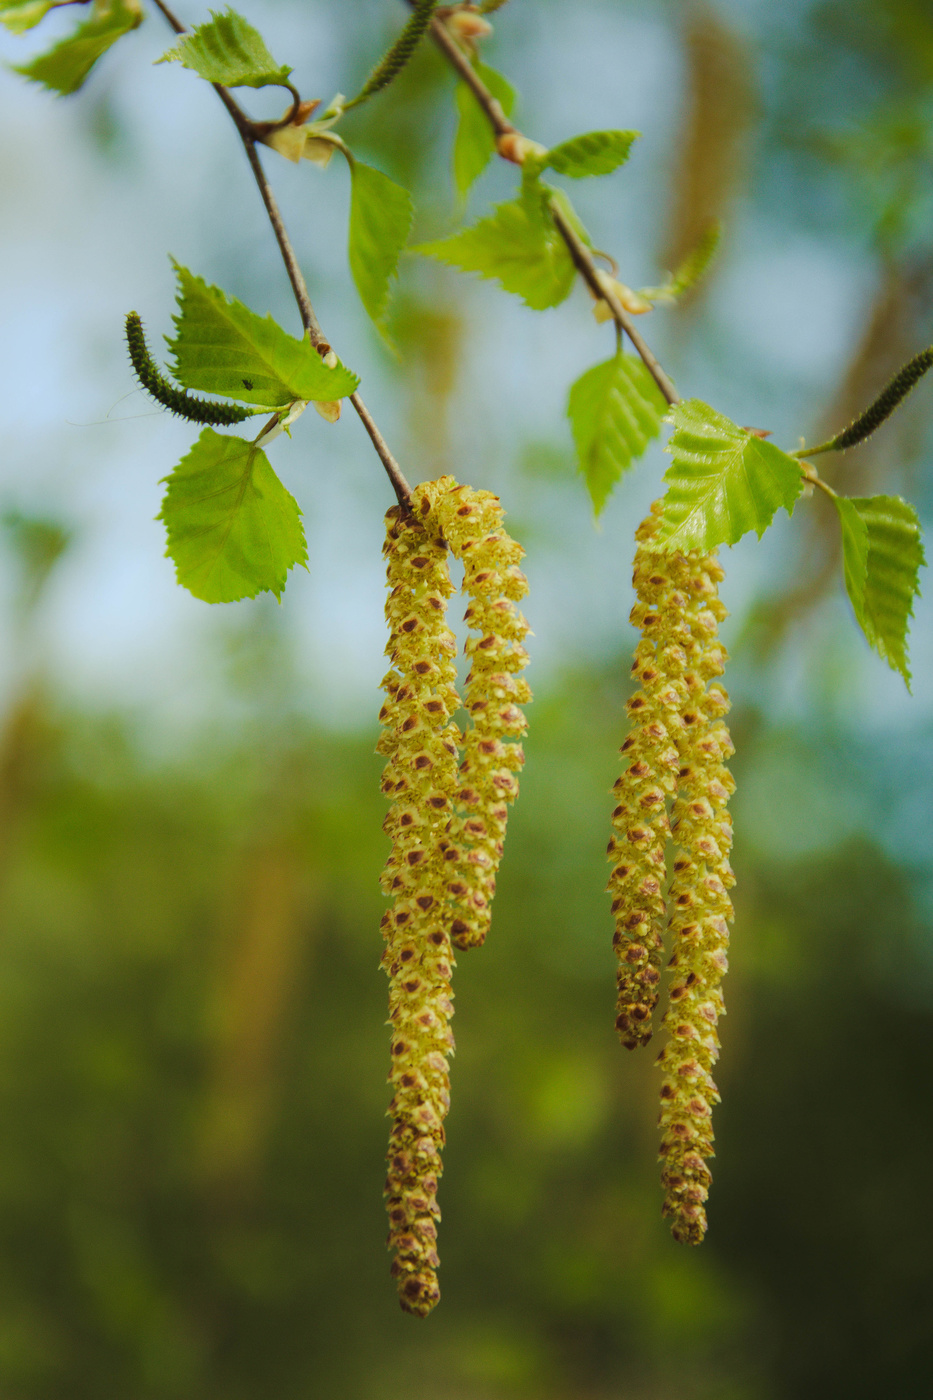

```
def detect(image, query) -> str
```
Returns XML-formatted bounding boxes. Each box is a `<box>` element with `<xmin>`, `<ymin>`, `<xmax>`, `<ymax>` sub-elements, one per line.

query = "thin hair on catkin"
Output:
<box><xmin>413</xmin><ymin>477</ymin><xmax>531</xmax><ymax>951</ymax></box>
<box><xmin>378</xmin><ymin>504</ymin><xmax>461</xmax><ymax>1317</ymax></box>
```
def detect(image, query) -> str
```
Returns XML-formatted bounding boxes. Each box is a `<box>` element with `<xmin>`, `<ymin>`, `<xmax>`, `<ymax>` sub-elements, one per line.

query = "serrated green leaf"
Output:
<box><xmin>159</xmin><ymin>428</ymin><xmax>307</xmax><ymax>603</ymax></box>
<box><xmin>348</xmin><ymin>161</ymin><xmax>413</xmax><ymax>337</ymax></box>
<box><xmin>836</xmin><ymin>494</ymin><xmax>925</xmax><ymax>687</ymax></box>
<box><xmin>452</xmin><ymin>61</ymin><xmax>515</xmax><ymax>196</ymax></box>
<box><xmin>414</xmin><ymin>188</ymin><xmax>576</xmax><ymax>311</ymax></box>
<box><xmin>167</xmin><ymin>262</ymin><xmax>359</xmax><ymax>407</ymax></box>
<box><xmin>0</xmin><ymin>0</ymin><xmax>55</xmax><ymax>36</ymax></box>
<box><xmin>14</xmin><ymin>0</ymin><xmax>141</xmax><ymax>94</ymax></box>
<box><xmin>568</xmin><ymin>353</ymin><xmax>666</xmax><ymax>513</ymax></box>
<box><xmin>157</xmin><ymin>7</ymin><xmax>291</xmax><ymax>89</ymax></box>
<box><xmin>657</xmin><ymin>399</ymin><xmax>804</xmax><ymax>551</ymax></box>
<box><xmin>544</xmin><ymin>129</ymin><xmax>638</xmax><ymax>179</ymax></box>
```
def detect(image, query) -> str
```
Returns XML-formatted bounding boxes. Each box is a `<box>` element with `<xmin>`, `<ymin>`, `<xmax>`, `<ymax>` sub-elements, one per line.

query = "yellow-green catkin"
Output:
<box><xmin>377</xmin><ymin>504</ymin><xmax>462</xmax><ymax>1316</ymax></box>
<box><xmin>656</xmin><ymin>542</ymin><xmax>735</xmax><ymax>1245</ymax></box>
<box><xmin>607</xmin><ymin>504</ymin><xmax>692</xmax><ymax>1048</ymax></box>
<box><xmin>414</xmin><ymin>477</ymin><xmax>531</xmax><ymax>951</ymax></box>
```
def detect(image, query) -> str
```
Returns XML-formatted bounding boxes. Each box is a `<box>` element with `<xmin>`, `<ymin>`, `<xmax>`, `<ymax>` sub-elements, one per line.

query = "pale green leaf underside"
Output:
<box><xmin>836</xmin><ymin>494</ymin><xmax>925</xmax><ymax>687</ymax></box>
<box><xmin>159</xmin><ymin>428</ymin><xmax>307</xmax><ymax>603</ymax></box>
<box><xmin>157</xmin><ymin>6</ymin><xmax>291</xmax><ymax>89</ymax></box>
<box><xmin>657</xmin><ymin>399</ymin><xmax>804</xmax><ymax>551</ymax></box>
<box><xmin>0</xmin><ymin>0</ymin><xmax>55</xmax><ymax>36</ymax></box>
<box><xmin>14</xmin><ymin>0</ymin><xmax>141</xmax><ymax>94</ymax></box>
<box><xmin>568</xmin><ymin>353</ymin><xmax>666</xmax><ymax>514</ymax></box>
<box><xmin>348</xmin><ymin>161</ymin><xmax>414</xmax><ymax>335</ymax></box>
<box><xmin>453</xmin><ymin>60</ymin><xmax>515</xmax><ymax>197</ymax></box>
<box><xmin>544</xmin><ymin>129</ymin><xmax>638</xmax><ymax>179</ymax></box>
<box><xmin>167</xmin><ymin>262</ymin><xmax>359</xmax><ymax>406</ymax></box>
<box><xmin>414</xmin><ymin>190</ymin><xmax>576</xmax><ymax>311</ymax></box>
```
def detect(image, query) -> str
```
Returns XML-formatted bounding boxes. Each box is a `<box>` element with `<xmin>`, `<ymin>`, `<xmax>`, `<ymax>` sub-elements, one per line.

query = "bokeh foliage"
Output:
<box><xmin>0</xmin><ymin>652</ymin><xmax>929</xmax><ymax>1398</ymax></box>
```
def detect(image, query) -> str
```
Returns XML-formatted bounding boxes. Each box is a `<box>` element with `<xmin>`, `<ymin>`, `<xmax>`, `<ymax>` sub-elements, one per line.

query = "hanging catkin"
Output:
<box><xmin>607</xmin><ymin>504</ymin><xmax>691</xmax><ymax>1048</ymax></box>
<box><xmin>378</xmin><ymin>504</ymin><xmax>462</xmax><ymax>1316</ymax></box>
<box><xmin>608</xmin><ymin>501</ymin><xmax>735</xmax><ymax>1243</ymax></box>
<box><xmin>414</xmin><ymin>477</ymin><xmax>531</xmax><ymax>951</ymax></box>
<box><xmin>657</xmin><ymin>546</ymin><xmax>734</xmax><ymax>1245</ymax></box>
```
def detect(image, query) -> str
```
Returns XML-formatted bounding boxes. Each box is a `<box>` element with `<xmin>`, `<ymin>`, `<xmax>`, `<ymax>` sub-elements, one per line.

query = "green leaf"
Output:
<box><xmin>836</xmin><ymin>494</ymin><xmax>925</xmax><ymax>687</ymax></box>
<box><xmin>452</xmin><ymin>61</ymin><xmax>515</xmax><ymax>197</ymax></box>
<box><xmin>567</xmin><ymin>353</ymin><xmax>666</xmax><ymax>513</ymax></box>
<box><xmin>157</xmin><ymin>7</ymin><xmax>291</xmax><ymax>90</ymax></box>
<box><xmin>657</xmin><ymin>399</ymin><xmax>805</xmax><ymax>551</ymax></box>
<box><xmin>544</xmin><ymin>129</ymin><xmax>638</xmax><ymax>179</ymax></box>
<box><xmin>14</xmin><ymin>0</ymin><xmax>141</xmax><ymax>95</ymax></box>
<box><xmin>414</xmin><ymin>188</ymin><xmax>576</xmax><ymax>311</ymax></box>
<box><xmin>167</xmin><ymin>262</ymin><xmax>359</xmax><ymax>407</ymax></box>
<box><xmin>347</xmin><ymin>161</ymin><xmax>414</xmax><ymax>337</ymax></box>
<box><xmin>0</xmin><ymin>0</ymin><xmax>56</xmax><ymax>36</ymax></box>
<box><xmin>158</xmin><ymin>428</ymin><xmax>307</xmax><ymax>603</ymax></box>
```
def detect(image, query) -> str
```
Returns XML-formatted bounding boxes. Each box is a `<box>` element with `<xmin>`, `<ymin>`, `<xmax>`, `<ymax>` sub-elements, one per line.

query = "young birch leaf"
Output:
<box><xmin>656</xmin><ymin>399</ymin><xmax>804</xmax><ymax>551</ymax></box>
<box><xmin>568</xmin><ymin>353</ymin><xmax>666</xmax><ymax>513</ymax></box>
<box><xmin>453</xmin><ymin>61</ymin><xmax>516</xmax><ymax>197</ymax></box>
<box><xmin>348</xmin><ymin>161</ymin><xmax>414</xmax><ymax>337</ymax></box>
<box><xmin>159</xmin><ymin>428</ymin><xmax>307</xmax><ymax>604</ymax></box>
<box><xmin>414</xmin><ymin>189</ymin><xmax>576</xmax><ymax>311</ymax></box>
<box><xmin>167</xmin><ymin>263</ymin><xmax>359</xmax><ymax>407</ymax></box>
<box><xmin>157</xmin><ymin>7</ymin><xmax>291</xmax><ymax>89</ymax></box>
<box><xmin>0</xmin><ymin>0</ymin><xmax>56</xmax><ymax>36</ymax></box>
<box><xmin>544</xmin><ymin>130</ymin><xmax>638</xmax><ymax>179</ymax></box>
<box><xmin>15</xmin><ymin>0</ymin><xmax>141</xmax><ymax>95</ymax></box>
<box><xmin>835</xmin><ymin>494</ymin><xmax>924</xmax><ymax>687</ymax></box>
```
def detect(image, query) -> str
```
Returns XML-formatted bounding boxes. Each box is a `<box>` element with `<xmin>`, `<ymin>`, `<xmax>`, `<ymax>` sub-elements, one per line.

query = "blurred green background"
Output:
<box><xmin>1</xmin><ymin>0</ymin><xmax>933</xmax><ymax>1395</ymax></box>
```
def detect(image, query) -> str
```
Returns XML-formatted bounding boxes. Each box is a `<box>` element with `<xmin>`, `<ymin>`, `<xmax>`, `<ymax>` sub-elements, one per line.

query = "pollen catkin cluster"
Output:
<box><xmin>414</xmin><ymin>477</ymin><xmax>531</xmax><ymax>951</ymax></box>
<box><xmin>609</xmin><ymin>501</ymin><xmax>735</xmax><ymax>1245</ymax></box>
<box><xmin>378</xmin><ymin>504</ymin><xmax>462</xmax><ymax>1316</ymax></box>
<box><xmin>657</xmin><ymin>547</ymin><xmax>734</xmax><ymax>1245</ymax></box>
<box><xmin>607</xmin><ymin>508</ymin><xmax>693</xmax><ymax>1048</ymax></box>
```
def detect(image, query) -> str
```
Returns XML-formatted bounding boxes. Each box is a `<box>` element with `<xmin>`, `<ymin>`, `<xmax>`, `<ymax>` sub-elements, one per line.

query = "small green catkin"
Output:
<box><xmin>657</xmin><ymin>546</ymin><xmax>735</xmax><ymax>1246</ymax></box>
<box><xmin>346</xmin><ymin>0</ymin><xmax>436</xmax><ymax>109</ymax></box>
<box><xmin>607</xmin><ymin>504</ymin><xmax>692</xmax><ymax>1048</ymax></box>
<box><xmin>378</xmin><ymin>503</ymin><xmax>462</xmax><ymax>1317</ymax></box>
<box><xmin>819</xmin><ymin>347</ymin><xmax>933</xmax><ymax>453</ymax></box>
<box><xmin>414</xmin><ymin>477</ymin><xmax>531</xmax><ymax>952</ymax></box>
<box><xmin>125</xmin><ymin>312</ymin><xmax>256</xmax><ymax>426</ymax></box>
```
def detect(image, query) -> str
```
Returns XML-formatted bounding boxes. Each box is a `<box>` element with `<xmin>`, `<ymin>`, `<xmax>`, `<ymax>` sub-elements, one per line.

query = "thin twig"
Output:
<box><xmin>549</xmin><ymin>204</ymin><xmax>679</xmax><ymax>406</ymax></box>
<box><xmin>428</xmin><ymin>14</ymin><xmax>514</xmax><ymax>137</ymax></box>
<box><xmin>238</xmin><ymin>133</ymin><xmax>326</xmax><ymax>344</ymax></box>
<box><xmin>425</xmin><ymin>11</ymin><xmax>680</xmax><ymax>407</ymax></box>
<box><xmin>150</xmin><ymin>0</ymin><xmax>412</xmax><ymax>508</ymax></box>
<box><xmin>350</xmin><ymin>393</ymin><xmax>414</xmax><ymax>509</ymax></box>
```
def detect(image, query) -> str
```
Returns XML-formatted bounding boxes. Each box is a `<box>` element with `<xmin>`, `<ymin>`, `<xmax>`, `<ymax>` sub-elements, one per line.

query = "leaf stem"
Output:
<box><xmin>799</xmin><ymin>462</ymin><xmax>838</xmax><ymax>501</ymax></box>
<box><xmin>149</xmin><ymin>0</ymin><xmax>412</xmax><ymax>509</ymax></box>
<box><xmin>423</xmin><ymin>9</ymin><xmax>680</xmax><ymax>407</ymax></box>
